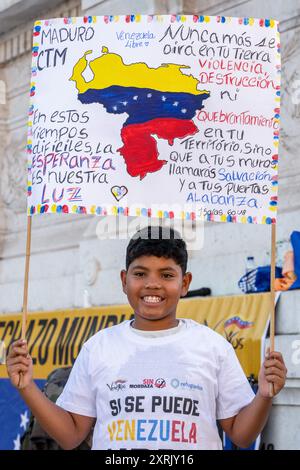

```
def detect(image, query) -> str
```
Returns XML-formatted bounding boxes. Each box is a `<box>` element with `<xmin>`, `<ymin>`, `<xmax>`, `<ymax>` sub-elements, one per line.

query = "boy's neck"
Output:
<box><xmin>131</xmin><ymin>317</ymin><xmax>179</xmax><ymax>331</ymax></box>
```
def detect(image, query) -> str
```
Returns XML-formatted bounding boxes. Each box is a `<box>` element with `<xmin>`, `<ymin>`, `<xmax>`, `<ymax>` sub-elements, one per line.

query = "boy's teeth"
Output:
<box><xmin>143</xmin><ymin>296</ymin><xmax>162</xmax><ymax>303</ymax></box>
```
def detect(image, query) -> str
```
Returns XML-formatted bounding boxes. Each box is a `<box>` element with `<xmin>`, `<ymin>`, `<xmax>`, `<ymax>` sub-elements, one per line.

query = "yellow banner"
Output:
<box><xmin>0</xmin><ymin>293</ymin><xmax>270</xmax><ymax>380</ymax></box>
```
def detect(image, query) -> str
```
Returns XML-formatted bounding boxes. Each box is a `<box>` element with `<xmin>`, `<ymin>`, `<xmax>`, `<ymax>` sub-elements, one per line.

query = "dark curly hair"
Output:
<box><xmin>126</xmin><ymin>225</ymin><xmax>188</xmax><ymax>274</ymax></box>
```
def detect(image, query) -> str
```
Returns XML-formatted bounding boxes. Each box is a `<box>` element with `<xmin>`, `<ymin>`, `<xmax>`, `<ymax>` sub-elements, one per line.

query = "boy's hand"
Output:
<box><xmin>6</xmin><ymin>339</ymin><xmax>33</xmax><ymax>389</ymax></box>
<box><xmin>258</xmin><ymin>350</ymin><xmax>287</xmax><ymax>398</ymax></box>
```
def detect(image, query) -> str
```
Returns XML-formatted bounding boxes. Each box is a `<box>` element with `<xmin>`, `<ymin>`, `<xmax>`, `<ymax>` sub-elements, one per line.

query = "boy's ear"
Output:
<box><xmin>181</xmin><ymin>272</ymin><xmax>192</xmax><ymax>297</ymax></box>
<box><xmin>120</xmin><ymin>269</ymin><xmax>127</xmax><ymax>294</ymax></box>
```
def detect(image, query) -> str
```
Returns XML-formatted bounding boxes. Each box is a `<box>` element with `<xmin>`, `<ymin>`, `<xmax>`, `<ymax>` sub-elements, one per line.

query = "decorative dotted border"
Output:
<box><xmin>27</xmin><ymin>203</ymin><xmax>276</xmax><ymax>224</ymax></box>
<box><xmin>38</xmin><ymin>15</ymin><xmax>279</xmax><ymax>26</ymax></box>
<box><xmin>265</xmin><ymin>22</ymin><xmax>280</xmax><ymax>224</ymax></box>
<box><xmin>27</xmin><ymin>21</ymin><xmax>43</xmax><ymax>200</ymax></box>
<box><xmin>27</xmin><ymin>15</ymin><xmax>280</xmax><ymax>225</ymax></box>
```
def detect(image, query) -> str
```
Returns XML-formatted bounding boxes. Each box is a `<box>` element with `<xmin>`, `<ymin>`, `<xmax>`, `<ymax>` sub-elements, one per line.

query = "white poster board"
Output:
<box><xmin>27</xmin><ymin>14</ymin><xmax>280</xmax><ymax>224</ymax></box>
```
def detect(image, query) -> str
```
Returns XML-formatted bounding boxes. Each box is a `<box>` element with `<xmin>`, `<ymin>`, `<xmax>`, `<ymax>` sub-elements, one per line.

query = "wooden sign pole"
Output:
<box><xmin>269</xmin><ymin>223</ymin><xmax>276</xmax><ymax>397</ymax></box>
<box><xmin>21</xmin><ymin>216</ymin><xmax>32</xmax><ymax>340</ymax></box>
<box><xmin>18</xmin><ymin>215</ymin><xmax>32</xmax><ymax>388</ymax></box>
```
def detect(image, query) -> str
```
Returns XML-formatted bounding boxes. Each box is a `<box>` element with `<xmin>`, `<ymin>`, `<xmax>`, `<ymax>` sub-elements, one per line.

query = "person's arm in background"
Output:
<box><xmin>219</xmin><ymin>350</ymin><xmax>287</xmax><ymax>448</ymax></box>
<box><xmin>6</xmin><ymin>339</ymin><xmax>95</xmax><ymax>449</ymax></box>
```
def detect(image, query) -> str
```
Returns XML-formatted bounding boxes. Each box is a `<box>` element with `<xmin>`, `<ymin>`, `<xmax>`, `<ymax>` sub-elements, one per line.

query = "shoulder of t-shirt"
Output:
<box><xmin>80</xmin><ymin>320</ymin><xmax>130</xmax><ymax>351</ymax></box>
<box><xmin>184</xmin><ymin>318</ymin><xmax>232</xmax><ymax>353</ymax></box>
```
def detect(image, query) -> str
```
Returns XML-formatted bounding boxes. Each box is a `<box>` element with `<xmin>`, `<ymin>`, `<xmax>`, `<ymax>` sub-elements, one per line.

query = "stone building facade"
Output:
<box><xmin>0</xmin><ymin>0</ymin><xmax>299</xmax><ymax>449</ymax></box>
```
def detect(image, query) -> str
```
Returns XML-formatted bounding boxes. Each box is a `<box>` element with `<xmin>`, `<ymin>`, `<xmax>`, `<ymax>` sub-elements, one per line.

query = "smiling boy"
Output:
<box><xmin>6</xmin><ymin>225</ymin><xmax>287</xmax><ymax>450</ymax></box>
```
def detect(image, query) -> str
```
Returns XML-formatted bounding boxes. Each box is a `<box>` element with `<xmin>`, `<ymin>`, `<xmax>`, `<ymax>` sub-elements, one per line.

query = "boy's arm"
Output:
<box><xmin>6</xmin><ymin>339</ymin><xmax>95</xmax><ymax>450</ymax></box>
<box><xmin>219</xmin><ymin>351</ymin><xmax>287</xmax><ymax>448</ymax></box>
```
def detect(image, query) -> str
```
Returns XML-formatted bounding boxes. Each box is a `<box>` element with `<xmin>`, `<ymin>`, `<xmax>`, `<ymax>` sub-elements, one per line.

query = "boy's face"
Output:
<box><xmin>121</xmin><ymin>255</ymin><xmax>192</xmax><ymax>330</ymax></box>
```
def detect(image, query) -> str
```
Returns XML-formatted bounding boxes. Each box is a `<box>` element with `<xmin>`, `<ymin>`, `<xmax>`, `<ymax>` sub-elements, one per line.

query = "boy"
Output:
<box><xmin>6</xmin><ymin>226</ymin><xmax>287</xmax><ymax>450</ymax></box>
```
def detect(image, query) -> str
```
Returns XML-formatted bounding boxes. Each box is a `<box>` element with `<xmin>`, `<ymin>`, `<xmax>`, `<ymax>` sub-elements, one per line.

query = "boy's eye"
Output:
<box><xmin>133</xmin><ymin>272</ymin><xmax>145</xmax><ymax>277</ymax></box>
<box><xmin>162</xmin><ymin>273</ymin><xmax>174</xmax><ymax>279</ymax></box>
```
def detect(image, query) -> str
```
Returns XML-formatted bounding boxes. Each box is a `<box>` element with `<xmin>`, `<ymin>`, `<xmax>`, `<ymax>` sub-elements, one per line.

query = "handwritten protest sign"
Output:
<box><xmin>27</xmin><ymin>14</ymin><xmax>280</xmax><ymax>224</ymax></box>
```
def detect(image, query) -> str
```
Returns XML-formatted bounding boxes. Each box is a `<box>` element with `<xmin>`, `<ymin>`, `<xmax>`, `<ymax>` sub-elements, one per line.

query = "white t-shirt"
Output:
<box><xmin>56</xmin><ymin>319</ymin><xmax>255</xmax><ymax>450</ymax></box>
